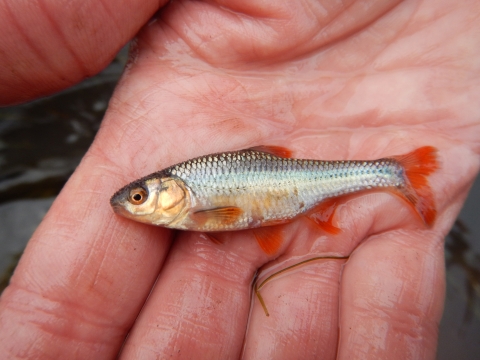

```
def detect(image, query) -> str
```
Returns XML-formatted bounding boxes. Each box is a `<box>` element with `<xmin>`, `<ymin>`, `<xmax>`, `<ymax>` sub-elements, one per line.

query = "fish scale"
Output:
<box><xmin>160</xmin><ymin>149</ymin><xmax>405</xmax><ymax>231</ymax></box>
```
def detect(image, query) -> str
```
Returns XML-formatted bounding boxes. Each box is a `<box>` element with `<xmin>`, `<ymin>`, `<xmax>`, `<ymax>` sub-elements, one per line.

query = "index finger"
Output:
<box><xmin>0</xmin><ymin>138</ymin><xmax>173</xmax><ymax>358</ymax></box>
<box><xmin>0</xmin><ymin>0</ymin><xmax>167</xmax><ymax>104</ymax></box>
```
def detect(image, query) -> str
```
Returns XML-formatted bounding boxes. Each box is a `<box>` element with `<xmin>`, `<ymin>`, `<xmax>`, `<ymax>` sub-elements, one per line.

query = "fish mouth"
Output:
<box><xmin>110</xmin><ymin>191</ymin><xmax>128</xmax><ymax>215</ymax></box>
<box><xmin>111</xmin><ymin>203</ymin><xmax>125</xmax><ymax>214</ymax></box>
<box><xmin>110</xmin><ymin>188</ymin><xmax>127</xmax><ymax>206</ymax></box>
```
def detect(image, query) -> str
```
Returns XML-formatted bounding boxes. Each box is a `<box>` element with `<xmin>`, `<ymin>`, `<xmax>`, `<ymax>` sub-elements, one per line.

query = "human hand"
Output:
<box><xmin>1</xmin><ymin>1</ymin><xmax>479</xmax><ymax>359</ymax></box>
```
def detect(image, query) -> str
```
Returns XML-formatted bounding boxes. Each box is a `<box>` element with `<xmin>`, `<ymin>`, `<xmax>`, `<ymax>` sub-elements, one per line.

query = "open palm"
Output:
<box><xmin>1</xmin><ymin>1</ymin><xmax>479</xmax><ymax>359</ymax></box>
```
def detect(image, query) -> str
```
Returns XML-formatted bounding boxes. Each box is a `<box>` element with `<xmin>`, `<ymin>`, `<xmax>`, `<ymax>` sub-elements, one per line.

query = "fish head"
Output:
<box><xmin>110</xmin><ymin>176</ymin><xmax>188</xmax><ymax>226</ymax></box>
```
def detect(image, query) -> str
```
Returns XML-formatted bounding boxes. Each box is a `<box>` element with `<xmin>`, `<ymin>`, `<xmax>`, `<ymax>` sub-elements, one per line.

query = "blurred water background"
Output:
<box><xmin>0</xmin><ymin>48</ymin><xmax>479</xmax><ymax>359</ymax></box>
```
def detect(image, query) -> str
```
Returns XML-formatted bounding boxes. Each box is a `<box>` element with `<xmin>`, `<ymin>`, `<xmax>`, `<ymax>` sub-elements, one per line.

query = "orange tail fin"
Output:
<box><xmin>392</xmin><ymin>146</ymin><xmax>439</xmax><ymax>226</ymax></box>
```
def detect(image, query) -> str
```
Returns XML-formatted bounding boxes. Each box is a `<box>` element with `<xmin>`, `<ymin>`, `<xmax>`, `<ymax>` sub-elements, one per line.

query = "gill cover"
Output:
<box><xmin>155</xmin><ymin>177</ymin><xmax>189</xmax><ymax>224</ymax></box>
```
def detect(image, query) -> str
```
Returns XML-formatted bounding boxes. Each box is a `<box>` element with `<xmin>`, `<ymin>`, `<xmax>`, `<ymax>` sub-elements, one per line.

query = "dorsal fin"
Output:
<box><xmin>248</xmin><ymin>145</ymin><xmax>293</xmax><ymax>158</ymax></box>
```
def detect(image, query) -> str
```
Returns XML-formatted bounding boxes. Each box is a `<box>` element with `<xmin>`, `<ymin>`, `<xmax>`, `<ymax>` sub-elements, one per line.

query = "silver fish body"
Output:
<box><xmin>110</xmin><ymin>148</ymin><xmax>420</xmax><ymax>232</ymax></box>
<box><xmin>167</xmin><ymin>150</ymin><xmax>405</xmax><ymax>230</ymax></box>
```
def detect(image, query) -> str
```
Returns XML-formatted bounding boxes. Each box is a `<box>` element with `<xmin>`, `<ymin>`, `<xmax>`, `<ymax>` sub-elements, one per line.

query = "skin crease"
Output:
<box><xmin>0</xmin><ymin>0</ymin><xmax>479</xmax><ymax>359</ymax></box>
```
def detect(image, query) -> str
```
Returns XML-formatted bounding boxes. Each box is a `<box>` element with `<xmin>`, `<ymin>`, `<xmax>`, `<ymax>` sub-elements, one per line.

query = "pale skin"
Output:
<box><xmin>0</xmin><ymin>0</ymin><xmax>479</xmax><ymax>359</ymax></box>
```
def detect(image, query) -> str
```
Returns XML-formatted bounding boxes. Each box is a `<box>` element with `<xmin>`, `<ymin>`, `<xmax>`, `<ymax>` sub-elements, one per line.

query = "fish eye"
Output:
<box><xmin>128</xmin><ymin>187</ymin><xmax>148</xmax><ymax>205</ymax></box>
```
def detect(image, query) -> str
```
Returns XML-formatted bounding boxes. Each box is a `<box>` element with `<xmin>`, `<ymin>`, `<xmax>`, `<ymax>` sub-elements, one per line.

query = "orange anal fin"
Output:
<box><xmin>305</xmin><ymin>198</ymin><xmax>341</xmax><ymax>235</ymax></box>
<box><xmin>192</xmin><ymin>206</ymin><xmax>243</xmax><ymax>227</ymax></box>
<box><xmin>248</xmin><ymin>145</ymin><xmax>293</xmax><ymax>158</ymax></box>
<box><xmin>391</xmin><ymin>146</ymin><xmax>439</xmax><ymax>226</ymax></box>
<box><xmin>253</xmin><ymin>226</ymin><xmax>285</xmax><ymax>255</ymax></box>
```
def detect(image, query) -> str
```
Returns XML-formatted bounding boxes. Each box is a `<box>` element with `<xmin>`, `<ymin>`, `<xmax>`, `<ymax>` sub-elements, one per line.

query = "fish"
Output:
<box><xmin>110</xmin><ymin>145</ymin><xmax>438</xmax><ymax>254</ymax></box>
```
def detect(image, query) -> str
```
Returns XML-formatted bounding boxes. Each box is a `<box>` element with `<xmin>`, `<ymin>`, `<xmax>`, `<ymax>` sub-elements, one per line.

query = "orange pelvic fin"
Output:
<box><xmin>248</xmin><ymin>145</ymin><xmax>293</xmax><ymax>158</ymax></box>
<box><xmin>192</xmin><ymin>206</ymin><xmax>243</xmax><ymax>227</ymax></box>
<box><xmin>305</xmin><ymin>198</ymin><xmax>342</xmax><ymax>234</ymax></box>
<box><xmin>253</xmin><ymin>226</ymin><xmax>285</xmax><ymax>255</ymax></box>
<box><xmin>392</xmin><ymin>146</ymin><xmax>439</xmax><ymax>226</ymax></box>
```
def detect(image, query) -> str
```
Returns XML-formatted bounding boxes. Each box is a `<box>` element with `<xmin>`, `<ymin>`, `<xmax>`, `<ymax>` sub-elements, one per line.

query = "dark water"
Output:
<box><xmin>0</xmin><ymin>50</ymin><xmax>478</xmax><ymax>358</ymax></box>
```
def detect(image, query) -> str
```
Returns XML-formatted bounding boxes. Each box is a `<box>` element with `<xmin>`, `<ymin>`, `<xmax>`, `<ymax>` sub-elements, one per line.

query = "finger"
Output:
<box><xmin>337</xmin><ymin>230</ymin><xmax>445</xmax><ymax>360</ymax></box>
<box><xmin>0</xmin><ymin>147</ymin><xmax>173</xmax><ymax>358</ymax></box>
<box><xmin>0</xmin><ymin>0</ymin><xmax>168</xmax><ymax>104</ymax></box>
<box><xmin>243</xmin><ymin>258</ymin><xmax>345</xmax><ymax>360</ymax></box>
<box><xmin>240</xmin><ymin>192</ymin><xmax>413</xmax><ymax>359</ymax></box>
<box><xmin>119</xmin><ymin>231</ymin><xmax>264</xmax><ymax>359</ymax></box>
<box><xmin>161</xmin><ymin>0</ymin><xmax>400</xmax><ymax>65</ymax></box>
<box><xmin>331</xmin><ymin>146</ymin><xmax>477</xmax><ymax>359</ymax></box>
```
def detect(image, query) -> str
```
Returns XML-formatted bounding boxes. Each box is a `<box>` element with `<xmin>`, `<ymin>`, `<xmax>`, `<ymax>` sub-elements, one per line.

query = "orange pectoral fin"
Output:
<box><xmin>305</xmin><ymin>198</ymin><xmax>342</xmax><ymax>235</ymax></box>
<box><xmin>192</xmin><ymin>206</ymin><xmax>243</xmax><ymax>228</ymax></box>
<box><xmin>248</xmin><ymin>145</ymin><xmax>293</xmax><ymax>158</ymax></box>
<box><xmin>253</xmin><ymin>226</ymin><xmax>285</xmax><ymax>255</ymax></box>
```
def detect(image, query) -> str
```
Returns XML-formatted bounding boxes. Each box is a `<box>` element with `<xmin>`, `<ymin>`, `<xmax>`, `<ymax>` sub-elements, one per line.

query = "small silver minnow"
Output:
<box><xmin>110</xmin><ymin>145</ymin><xmax>438</xmax><ymax>253</ymax></box>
